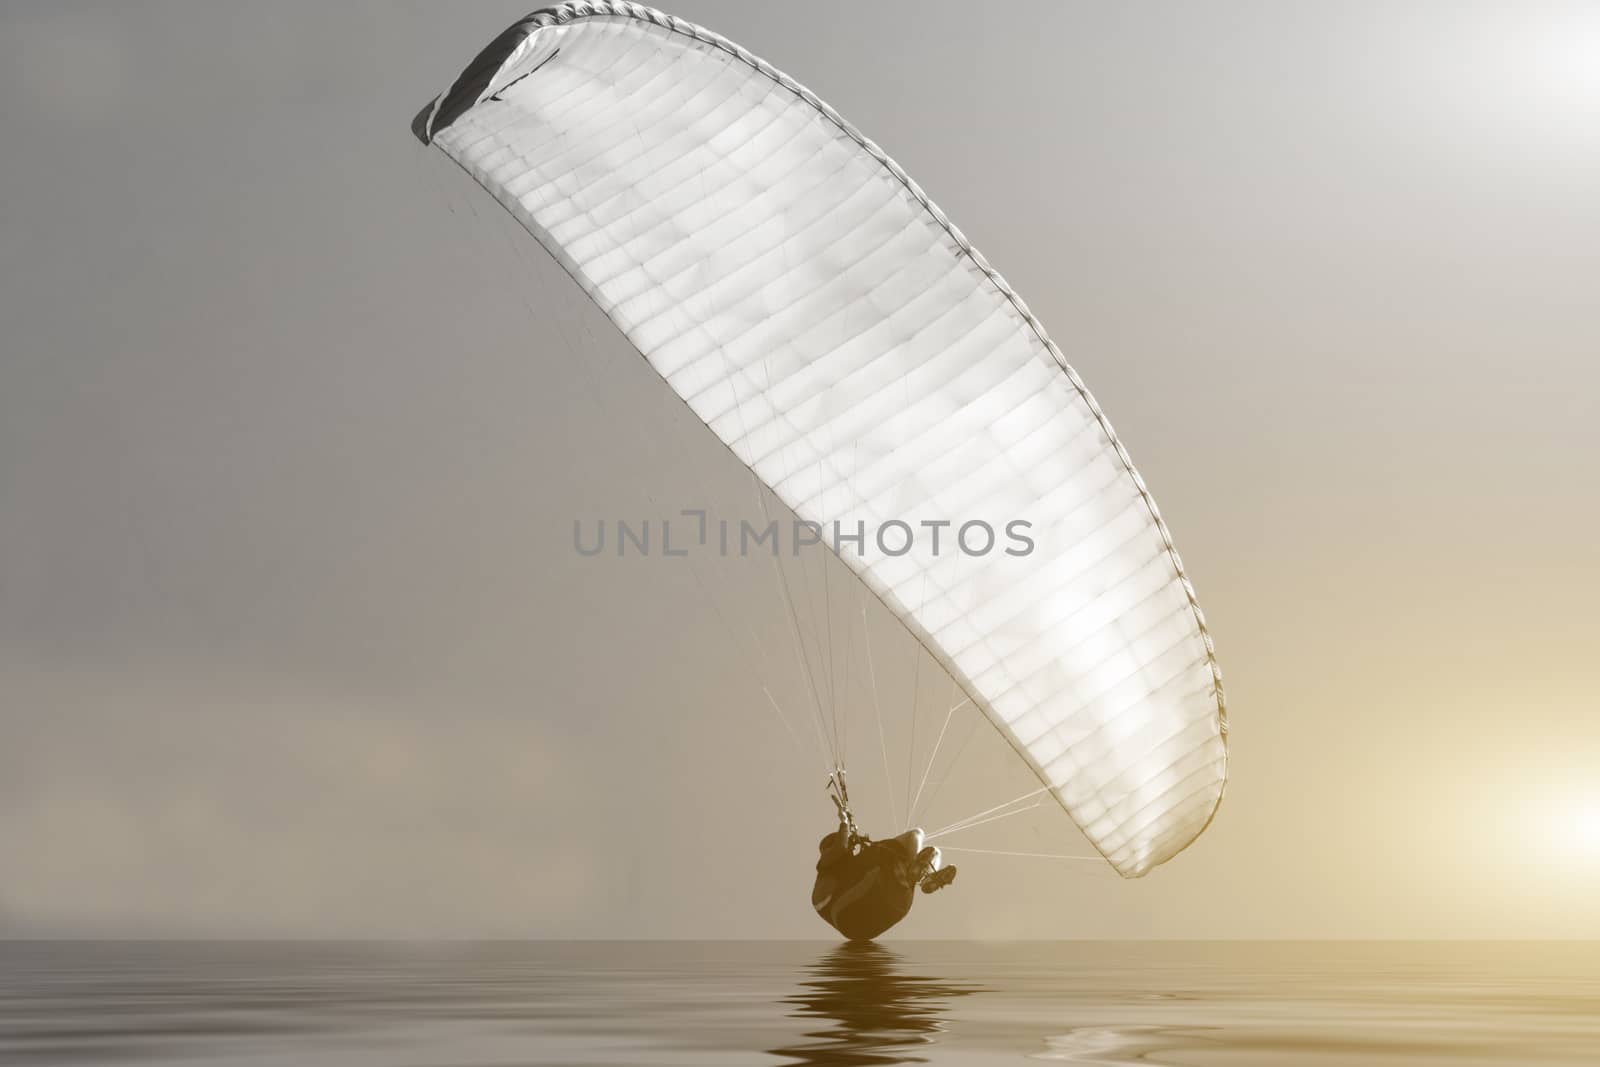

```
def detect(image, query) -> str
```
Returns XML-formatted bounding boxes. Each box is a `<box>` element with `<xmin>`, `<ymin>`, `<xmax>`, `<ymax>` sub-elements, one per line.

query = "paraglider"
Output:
<box><xmin>812</xmin><ymin>774</ymin><xmax>956</xmax><ymax>941</ymax></box>
<box><xmin>410</xmin><ymin>2</ymin><xmax>1229</xmax><ymax>937</ymax></box>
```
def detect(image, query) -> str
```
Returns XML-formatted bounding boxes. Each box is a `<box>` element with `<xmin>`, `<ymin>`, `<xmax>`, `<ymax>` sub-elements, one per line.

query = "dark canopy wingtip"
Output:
<box><xmin>410</xmin><ymin>99</ymin><xmax>438</xmax><ymax>145</ymax></box>
<box><xmin>410</xmin><ymin>18</ymin><xmax>536</xmax><ymax>147</ymax></box>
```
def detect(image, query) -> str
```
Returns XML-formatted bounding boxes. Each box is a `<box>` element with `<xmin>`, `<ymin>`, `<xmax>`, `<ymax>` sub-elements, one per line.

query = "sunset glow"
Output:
<box><xmin>1572</xmin><ymin>802</ymin><xmax>1600</xmax><ymax>858</ymax></box>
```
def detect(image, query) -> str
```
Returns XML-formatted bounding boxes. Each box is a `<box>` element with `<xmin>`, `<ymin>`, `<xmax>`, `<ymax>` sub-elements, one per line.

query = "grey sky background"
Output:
<box><xmin>2</xmin><ymin>1</ymin><xmax>1598</xmax><ymax>939</ymax></box>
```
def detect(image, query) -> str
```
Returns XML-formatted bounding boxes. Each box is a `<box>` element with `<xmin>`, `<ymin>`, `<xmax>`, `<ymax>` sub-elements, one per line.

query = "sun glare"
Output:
<box><xmin>1571</xmin><ymin>803</ymin><xmax>1600</xmax><ymax>856</ymax></box>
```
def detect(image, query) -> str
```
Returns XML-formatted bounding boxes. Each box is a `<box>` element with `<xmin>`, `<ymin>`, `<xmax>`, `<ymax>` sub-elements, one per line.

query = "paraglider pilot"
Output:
<box><xmin>812</xmin><ymin>773</ymin><xmax>957</xmax><ymax>940</ymax></box>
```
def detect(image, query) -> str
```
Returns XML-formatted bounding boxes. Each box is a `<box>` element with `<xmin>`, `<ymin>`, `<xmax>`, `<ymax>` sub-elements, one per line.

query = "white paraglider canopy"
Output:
<box><xmin>412</xmin><ymin>1</ymin><xmax>1227</xmax><ymax>878</ymax></box>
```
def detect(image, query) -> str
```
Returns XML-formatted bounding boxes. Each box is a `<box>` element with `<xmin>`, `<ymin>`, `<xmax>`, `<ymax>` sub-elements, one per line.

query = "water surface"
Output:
<box><xmin>2</xmin><ymin>940</ymin><xmax>1596</xmax><ymax>1065</ymax></box>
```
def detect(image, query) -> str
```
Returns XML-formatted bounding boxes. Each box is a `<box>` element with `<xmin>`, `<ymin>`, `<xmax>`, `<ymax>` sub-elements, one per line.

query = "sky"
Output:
<box><xmin>2</xmin><ymin>0</ymin><xmax>1598</xmax><ymax>940</ymax></box>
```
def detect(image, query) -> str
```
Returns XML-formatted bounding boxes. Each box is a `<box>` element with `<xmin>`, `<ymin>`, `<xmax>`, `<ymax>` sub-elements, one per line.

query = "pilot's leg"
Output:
<box><xmin>918</xmin><ymin>847</ymin><xmax>957</xmax><ymax>893</ymax></box>
<box><xmin>887</xmin><ymin>827</ymin><xmax>925</xmax><ymax>860</ymax></box>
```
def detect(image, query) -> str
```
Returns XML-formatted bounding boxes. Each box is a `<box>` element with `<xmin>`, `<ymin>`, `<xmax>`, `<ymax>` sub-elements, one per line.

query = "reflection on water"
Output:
<box><xmin>1</xmin><ymin>940</ymin><xmax>1598</xmax><ymax>1065</ymax></box>
<box><xmin>772</xmin><ymin>942</ymin><xmax>980</xmax><ymax>1064</ymax></box>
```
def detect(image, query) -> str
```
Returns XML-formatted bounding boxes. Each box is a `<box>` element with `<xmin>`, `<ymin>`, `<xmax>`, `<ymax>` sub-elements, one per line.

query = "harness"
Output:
<box><xmin>827</xmin><ymin>772</ymin><xmax>863</xmax><ymax>850</ymax></box>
